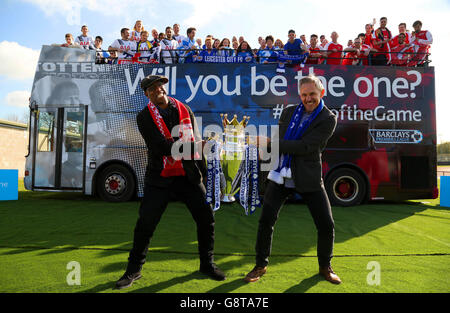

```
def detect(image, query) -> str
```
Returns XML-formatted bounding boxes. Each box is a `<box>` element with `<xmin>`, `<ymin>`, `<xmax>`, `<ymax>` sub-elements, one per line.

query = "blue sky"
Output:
<box><xmin>1</xmin><ymin>0</ymin><xmax>450</xmax><ymax>141</ymax></box>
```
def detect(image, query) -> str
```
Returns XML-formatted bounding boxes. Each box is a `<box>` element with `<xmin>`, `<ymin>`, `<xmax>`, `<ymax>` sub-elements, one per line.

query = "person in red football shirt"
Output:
<box><xmin>323</xmin><ymin>31</ymin><xmax>343</xmax><ymax>65</ymax></box>
<box><xmin>306</xmin><ymin>34</ymin><xmax>323</xmax><ymax>64</ymax></box>
<box><xmin>363</xmin><ymin>23</ymin><xmax>375</xmax><ymax>47</ymax></box>
<box><xmin>372</xmin><ymin>17</ymin><xmax>392</xmax><ymax>65</ymax></box>
<box><xmin>319</xmin><ymin>35</ymin><xmax>328</xmax><ymax>50</ymax></box>
<box><xmin>390</xmin><ymin>33</ymin><xmax>414</xmax><ymax>66</ymax></box>
<box><xmin>342</xmin><ymin>38</ymin><xmax>360</xmax><ymax>65</ymax></box>
<box><xmin>342</xmin><ymin>38</ymin><xmax>372</xmax><ymax>65</ymax></box>
<box><xmin>390</xmin><ymin>22</ymin><xmax>412</xmax><ymax>47</ymax></box>
<box><xmin>409</xmin><ymin>20</ymin><xmax>433</xmax><ymax>66</ymax></box>
<box><xmin>357</xmin><ymin>33</ymin><xmax>377</xmax><ymax>65</ymax></box>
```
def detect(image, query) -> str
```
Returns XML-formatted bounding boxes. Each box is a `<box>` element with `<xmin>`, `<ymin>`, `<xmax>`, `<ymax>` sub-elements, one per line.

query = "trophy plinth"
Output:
<box><xmin>221</xmin><ymin>194</ymin><xmax>236</xmax><ymax>202</ymax></box>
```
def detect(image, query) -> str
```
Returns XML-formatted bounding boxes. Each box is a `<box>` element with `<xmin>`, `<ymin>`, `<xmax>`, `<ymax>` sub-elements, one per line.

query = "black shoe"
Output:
<box><xmin>199</xmin><ymin>263</ymin><xmax>226</xmax><ymax>281</ymax></box>
<box><xmin>114</xmin><ymin>271</ymin><xmax>142</xmax><ymax>290</ymax></box>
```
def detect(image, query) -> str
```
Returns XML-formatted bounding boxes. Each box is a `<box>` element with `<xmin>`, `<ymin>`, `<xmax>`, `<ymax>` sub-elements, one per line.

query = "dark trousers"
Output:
<box><xmin>127</xmin><ymin>176</ymin><xmax>215</xmax><ymax>273</ymax></box>
<box><xmin>256</xmin><ymin>181</ymin><xmax>335</xmax><ymax>268</ymax></box>
<box><xmin>371</xmin><ymin>53</ymin><xmax>388</xmax><ymax>66</ymax></box>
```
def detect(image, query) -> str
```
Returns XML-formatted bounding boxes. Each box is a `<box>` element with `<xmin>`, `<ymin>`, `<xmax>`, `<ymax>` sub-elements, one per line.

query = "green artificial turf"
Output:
<box><xmin>0</xmin><ymin>181</ymin><xmax>448</xmax><ymax>293</ymax></box>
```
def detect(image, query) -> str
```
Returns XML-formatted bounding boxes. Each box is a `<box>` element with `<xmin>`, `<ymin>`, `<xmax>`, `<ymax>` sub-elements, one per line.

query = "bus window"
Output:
<box><xmin>326</xmin><ymin>122</ymin><xmax>369</xmax><ymax>149</ymax></box>
<box><xmin>37</xmin><ymin>111</ymin><xmax>55</xmax><ymax>152</ymax></box>
<box><xmin>64</xmin><ymin>112</ymin><xmax>84</xmax><ymax>153</ymax></box>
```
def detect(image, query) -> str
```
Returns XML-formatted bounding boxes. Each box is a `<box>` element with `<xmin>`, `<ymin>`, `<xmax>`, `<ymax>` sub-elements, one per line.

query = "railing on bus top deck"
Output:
<box><xmin>93</xmin><ymin>47</ymin><xmax>431</xmax><ymax>67</ymax></box>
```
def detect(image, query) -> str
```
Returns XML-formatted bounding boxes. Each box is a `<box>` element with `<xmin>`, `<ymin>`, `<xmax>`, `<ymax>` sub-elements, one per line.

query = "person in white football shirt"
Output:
<box><xmin>136</xmin><ymin>30</ymin><xmax>159</xmax><ymax>63</ymax></box>
<box><xmin>131</xmin><ymin>20</ymin><xmax>144</xmax><ymax>42</ymax></box>
<box><xmin>173</xmin><ymin>23</ymin><xmax>186</xmax><ymax>45</ymax></box>
<box><xmin>109</xmin><ymin>28</ymin><xmax>136</xmax><ymax>61</ymax></box>
<box><xmin>75</xmin><ymin>25</ymin><xmax>95</xmax><ymax>50</ymax></box>
<box><xmin>94</xmin><ymin>36</ymin><xmax>110</xmax><ymax>64</ymax></box>
<box><xmin>160</xmin><ymin>26</ymin><xmax>179</xmax><ymax>64</ymax></box>
<box><xmin>58</xmin><ymin>33</ymin><xmax>81</xmax><ymax>48</ymax></box>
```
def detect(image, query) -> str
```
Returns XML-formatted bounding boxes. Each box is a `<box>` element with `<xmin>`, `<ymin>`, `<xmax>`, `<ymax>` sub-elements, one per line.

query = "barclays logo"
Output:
<box><xmin>0</xmin><ymin>182</ymin><xmax>8</xmax><ymax>188</ymax></box>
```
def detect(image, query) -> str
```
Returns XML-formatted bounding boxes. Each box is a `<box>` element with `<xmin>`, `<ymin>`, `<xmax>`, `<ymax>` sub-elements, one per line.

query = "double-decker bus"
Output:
<box><xmin>24</xmin><ymin>46</ymin><xmax>438</xmax><ymax>206</ymax></box>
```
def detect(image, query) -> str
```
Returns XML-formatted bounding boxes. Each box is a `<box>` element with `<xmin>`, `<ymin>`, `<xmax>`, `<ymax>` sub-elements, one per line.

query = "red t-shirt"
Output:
<box><xmin>342</xmin><ymin>51</ymin><xmax>358</xmax><ymax>65</ymax></box>
<box><xmin>410</xmin><ymin>30</ymin><xmax>432</xmax><ymax>65</ymax></box>
<box><xmin>390</xmin><ymin>33</ymin><xmax>411</xmax><ymax>47</ymax></box>
<box><xmin>373</xmin><ymin>28</ymin><xmax>392</xmax><ymax>60</ymax></box>
<box><xmin>390</xmin><ymin>44</ymin><xmax>414</xmax><ymax>66</ymax></box>
<box><xmin>359</xmin><ymin>44</ymin><xmax>371</xmax><ymax>65</ymax></box>
<box><xmin>364</xmin><ymin>33</ymin><xmax>374</xmax><ymax>47</ymax></box>
<box><xmin>306</xmin><ymin>46</ymin><xmax>322</xmax><ymax>64</ymax></box>
<box><xmin>324</xmin><ymin>42</ymin><xmax>343</xmax><ymax>65</ymax></box>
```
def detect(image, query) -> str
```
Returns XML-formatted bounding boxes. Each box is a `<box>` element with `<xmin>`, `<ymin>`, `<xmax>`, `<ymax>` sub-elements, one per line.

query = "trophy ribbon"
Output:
<box><xmin>206</xmin><ymin>139</ymin><xmax>223</xmax><ymax>211</ymax></box>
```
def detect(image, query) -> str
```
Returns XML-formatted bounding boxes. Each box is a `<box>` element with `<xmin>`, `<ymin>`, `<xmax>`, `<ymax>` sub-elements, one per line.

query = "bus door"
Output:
<box><xmin>32</xmin><ymin>106</ymin><xmax>87</xmax><ymax>190</ymax></box>
<box><xmin>33</xmin><ymin>108</ymin><xmax>58</xmax><ymax>188</ymax></box>
<box><xmin>60</xmin><ymin>107</ymin><xmax>87</xmax><ymax>189</ymax></box>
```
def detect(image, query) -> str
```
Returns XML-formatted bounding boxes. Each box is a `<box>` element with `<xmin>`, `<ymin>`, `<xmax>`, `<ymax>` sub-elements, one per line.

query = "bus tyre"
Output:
<box><xmin>97</xmin><ymin>164</ymin><xmax>136</xmax><ymax>202</ymax></box>
<box><xmin>325</xmin><ymin>168</ymin><xmax>366</xmax><ymax>207</ymax></box>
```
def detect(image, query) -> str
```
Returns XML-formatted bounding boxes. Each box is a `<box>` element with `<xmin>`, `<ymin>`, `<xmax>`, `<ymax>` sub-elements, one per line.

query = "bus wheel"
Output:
<box><xmin>96</xmin><ymin>164</ymin><xmax>136</xmax><ymax>202</ymax></box>
<box><xmin>325</xmin><ymin>168</ymin><xmax>366</xmax><ymax>207</ymax></box>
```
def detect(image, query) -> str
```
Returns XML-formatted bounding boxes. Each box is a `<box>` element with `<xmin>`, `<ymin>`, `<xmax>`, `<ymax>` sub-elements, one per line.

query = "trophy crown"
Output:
<box><xmin>220</xmin><ymin>113</ymin><xmax>250</xmax><ymax>128</ymax></box>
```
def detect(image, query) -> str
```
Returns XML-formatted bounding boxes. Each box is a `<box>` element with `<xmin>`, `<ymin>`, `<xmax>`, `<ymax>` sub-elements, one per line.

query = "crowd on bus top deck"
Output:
<box><xmin>56</xmin><ymin>17</ymin><xmax>433</xmax><ymax>67</ymax></box>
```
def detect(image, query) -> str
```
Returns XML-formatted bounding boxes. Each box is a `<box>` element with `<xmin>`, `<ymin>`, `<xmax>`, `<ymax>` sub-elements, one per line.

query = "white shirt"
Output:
<box><xmin>174</xmin><ymin>34</ymin><xmax>187</xmax><ymax>46</ymax></box>
<box><xmin>75</xmin><ymin>35</ymin><xmax>95</xmax><ymax>50</ymax></box>
<box><xmin>110</xmin><ymin>39</ymin><xmax>136</xmax><ymax>59</ymax></box>
<box><xmin>136</xmin><ymin>41</ymin><xmax>159</xmax><ymax>61</ymax></box>
<box><xmin>130</xmin><ymin>30</ymin><xmax>142</xmax><ymax>42</ymax></box>
<box><xmin>160</xmin><ymin>38</ymin><xmax>179</xmax><ymax>64</ymax></box>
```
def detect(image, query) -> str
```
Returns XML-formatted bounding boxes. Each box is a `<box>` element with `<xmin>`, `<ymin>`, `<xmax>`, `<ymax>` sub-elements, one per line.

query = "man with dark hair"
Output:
<box><xmin>356</xmin><ymin>33</ymin><xmax>375</xmax><ymax>65</ymax></box>
<box><xmin>244</xmin><ymin>74</ymin><xmax>340</xmax><ymax>285</ymax></box>
<box><xmin>305</xmin><ymin>34</ymin><xmax>322</xmax><ymax>64</ymax></box>
<box><xmin>300</xmin><ymin>34</ymin><xmax>308</xmax><ymax>46</ymax></box>
<box><xmin>319</xmin><ymin>35</ymin><xmax>328</xmax><ymax>50</ymax></box>
<box><xmin>75</xmin><ymin>25</ymin><xmax>95</xmax><ymax>50</ymax></box>
<box><xmin>258</xmin><ymin>35</ymin><xmax>278</xmax><ymax>63</ymax></box>
<box><xmin>115</xmin><ymin>75</ymin><xmax>226</xmax><ymax>289</ymax></box>
<box><xmin>94</xmin><ymin>36</ymin><xmax>109</xmax><ymax>64</ymax></box>
<box><xmin>109</xmin><ymin>28</ymin><xmax>136</xmax><ymax>61</ymax></box>
<box><xmin>160</xmin><ymin>26</ymin><xmax>179</xmax><ymax>64</ymax></box>
<box><xmin>177</xmin><ymin>27</ymin><xmax>198</xmax><ymax>63</ymax></box>
<box><xmin>390</xmin><ymin>33</ymin><xmax>414</xmax><ymax>66</ymax></box>
<box><xmin>284</xmin><ymin>30</ymin><xmax>304</xmax><ymax>55</ymax></box>
<box><xmin>372</xmin><ymin>17</ymin><xmax>392</xmax><ymax>65</ymax></box>
<box><xmin>410</xmin><ymin>20</ymin><xmax>433</xmax><ymax>66</ymax></box>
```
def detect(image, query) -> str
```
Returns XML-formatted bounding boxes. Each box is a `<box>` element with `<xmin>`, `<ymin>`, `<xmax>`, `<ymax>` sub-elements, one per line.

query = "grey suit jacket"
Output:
<box><xmin>276</xmin><ymin>104</ymin><xmax>337</xmax><ymax>193</ymax></box>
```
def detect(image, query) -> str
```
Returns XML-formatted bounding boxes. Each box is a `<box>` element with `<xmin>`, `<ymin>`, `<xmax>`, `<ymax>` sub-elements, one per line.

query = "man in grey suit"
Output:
<box><xmin>245</xmin><ymin>74</ymin><xmax>341</xmax><ymax>284</ymax></box>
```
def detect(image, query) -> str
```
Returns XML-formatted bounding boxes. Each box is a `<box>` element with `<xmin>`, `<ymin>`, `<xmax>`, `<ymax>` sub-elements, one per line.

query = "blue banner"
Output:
<box><xmin>0</xmin><ymin>170</ymin><xmax>18</xmax><ymax>201</ymax></box>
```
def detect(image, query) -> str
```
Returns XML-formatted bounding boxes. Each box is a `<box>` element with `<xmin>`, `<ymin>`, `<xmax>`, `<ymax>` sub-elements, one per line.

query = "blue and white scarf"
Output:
<box><xmin>276</xmin><ymin>53</ymin><xmax>309</xmax><ymax>72</ymax></box>
<box><xmin>206</xmin><ymin>140</ymin><xmax>224</xmax><ymax>211</ymax></box>
<box><xmin>267</xmin><ymin>99</ymin><xmax>324</xmax><ymax>185</ymax></box>
<box><xmin>239</xmin><ymin>144</ymin><xmax>260</xmax><ymax>215</ymax></box>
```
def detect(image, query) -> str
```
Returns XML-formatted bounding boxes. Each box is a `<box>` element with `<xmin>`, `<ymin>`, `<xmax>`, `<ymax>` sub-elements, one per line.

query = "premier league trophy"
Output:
<box><xmin>205</xmin><ymin>113</ymin><xmax>260</xmax><ymax>215</ymax></box>
<box><xmin>220</xmin><ymin>114</ymin><xmax>249</xmax><ymax>202</ymax></box>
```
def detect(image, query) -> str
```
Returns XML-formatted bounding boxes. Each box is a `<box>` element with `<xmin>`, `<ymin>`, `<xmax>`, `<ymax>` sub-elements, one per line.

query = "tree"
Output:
<box><xmin>437</xmin><ymin>142</ymin><xmax>450</xmax><ymax>154</ymax></box>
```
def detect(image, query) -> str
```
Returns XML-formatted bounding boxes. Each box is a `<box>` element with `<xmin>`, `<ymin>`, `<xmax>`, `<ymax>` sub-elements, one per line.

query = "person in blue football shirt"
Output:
<box><xmin>236</xmin><ymin>41</ymin><xmax>255</xmax><ymax>63</ymax></box>
<box><xmin>196</xmin><ymin>37</ymin><xmax>221</xmax><ymax>63</ymax></box>
<box><xmin>217</xmin><ymin>38</ymin><xmax>234</xmax><ymax>57</ymax></box>
<box><xmin>177</xmin><ymin>27</ymin><xmax>198</xmax><ymax>63</ymax></box>
<box><xmin>258</xmin><ymin>35</ymin><xmax>279</xmax><ymax>64</ymax></box>
<box><xmin>283</xmin><ymin>29</ymin><xmax>307</xmax><ymax>64</ymax></box>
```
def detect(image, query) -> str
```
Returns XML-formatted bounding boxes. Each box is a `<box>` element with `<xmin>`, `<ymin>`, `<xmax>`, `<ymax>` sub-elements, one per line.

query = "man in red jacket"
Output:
<box><xmin>114</xmin><ymin>75</ymin><xmax>226</xmax><ymax>289</ymax></box>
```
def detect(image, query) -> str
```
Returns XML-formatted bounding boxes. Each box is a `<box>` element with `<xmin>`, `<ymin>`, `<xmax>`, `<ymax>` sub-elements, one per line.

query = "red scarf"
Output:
<box><xmin>147</xmin><ymin>97</ymin><xmax>197</xmax><ymax>177</ymax></box>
